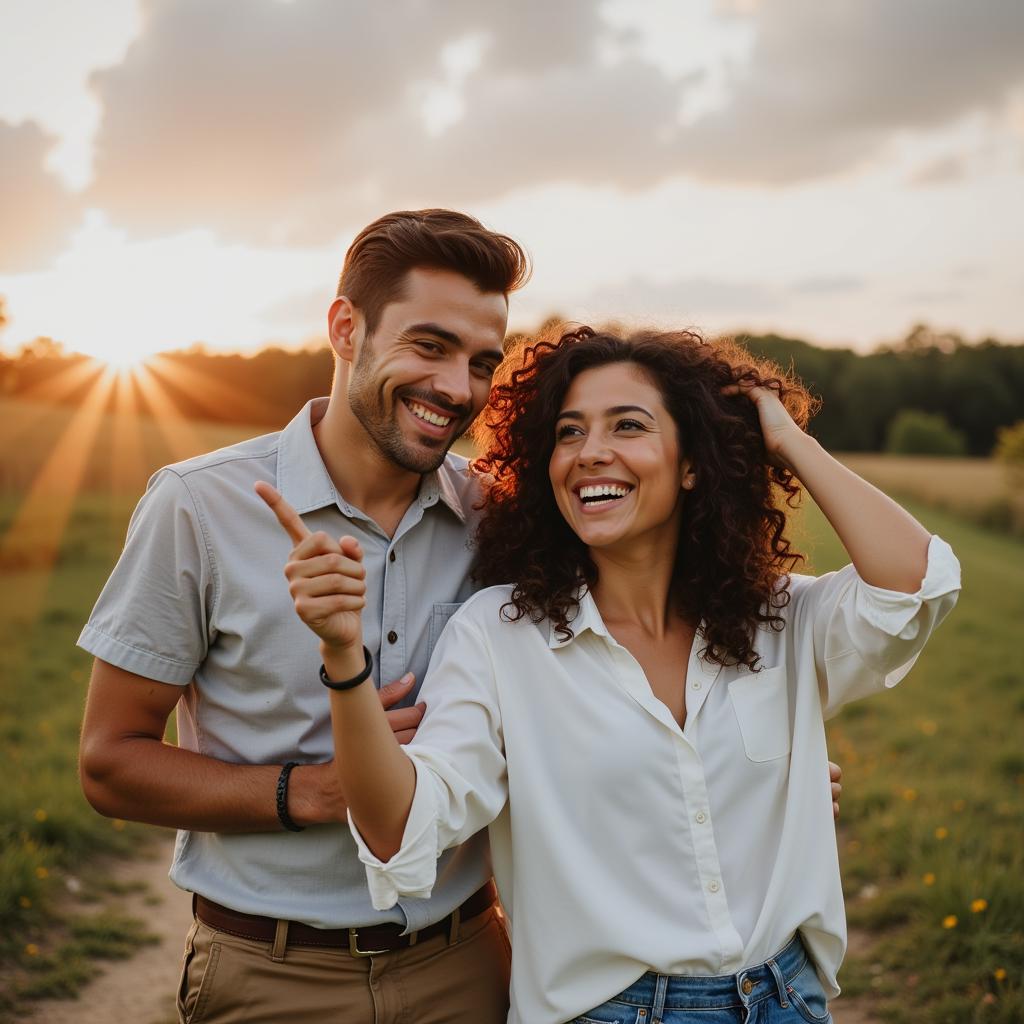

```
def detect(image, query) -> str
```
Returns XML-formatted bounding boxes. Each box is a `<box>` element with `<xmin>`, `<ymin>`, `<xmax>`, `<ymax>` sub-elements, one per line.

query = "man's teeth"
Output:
<box><xmin>578</xmin><ymin>484</ymin><xmax>631</xmax><ymax>504</ymax></box>
<box><xmin>408</xmin><ymin>401</ymin><xmax>452</xmax><ymax>427</ymax></box>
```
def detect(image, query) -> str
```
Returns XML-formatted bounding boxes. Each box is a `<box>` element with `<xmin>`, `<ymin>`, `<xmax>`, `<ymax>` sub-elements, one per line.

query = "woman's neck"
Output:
<box><xmin>589</xmin><ymin>532</ymin><xmax>681</xmax><ymax>639</ymax></box>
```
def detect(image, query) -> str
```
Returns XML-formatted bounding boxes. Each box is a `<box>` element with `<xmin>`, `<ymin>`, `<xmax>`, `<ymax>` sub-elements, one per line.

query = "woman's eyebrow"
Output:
<box><xmin>555</xmin><ymin>405</ymin><xmax>655</xmax><ymax>421</ymax></box>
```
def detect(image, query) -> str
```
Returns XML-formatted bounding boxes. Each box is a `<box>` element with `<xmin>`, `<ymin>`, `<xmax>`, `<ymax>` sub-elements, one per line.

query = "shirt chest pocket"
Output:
<box><xmin>728</xmin><ymin>667</ymin><xmax>792</xmax><ymax>762</ymax></box>
<box><xmin>427</xmin><ymin>602</ymin><xmax>463</xmax><ymax>661</ymax></box>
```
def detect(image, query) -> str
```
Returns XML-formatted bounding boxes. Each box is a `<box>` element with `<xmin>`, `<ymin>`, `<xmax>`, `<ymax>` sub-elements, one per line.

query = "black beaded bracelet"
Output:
<box><xmin>319</xmin><ymin>646</ymin><xmax>374</xmax><ymax>691</ymax></box>
<box><xmin>276</xmin><ymin>761</ymin><xmax>304</xmax><ymax>833</ymax></box>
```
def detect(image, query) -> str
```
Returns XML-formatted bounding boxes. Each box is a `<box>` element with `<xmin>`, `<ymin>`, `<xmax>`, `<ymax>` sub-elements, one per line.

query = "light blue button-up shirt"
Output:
<box><xmin>79</xmin><ymin>399</ymin><xmax>490</xmax><ymax>929</ymax></box>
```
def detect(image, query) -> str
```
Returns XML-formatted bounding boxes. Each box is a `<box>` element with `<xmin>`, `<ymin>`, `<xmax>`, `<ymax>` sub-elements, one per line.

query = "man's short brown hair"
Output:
<box><xmin>337</xmin><ymin>209</ymin><xmax>531</xmax><ymax>335</ymax></box>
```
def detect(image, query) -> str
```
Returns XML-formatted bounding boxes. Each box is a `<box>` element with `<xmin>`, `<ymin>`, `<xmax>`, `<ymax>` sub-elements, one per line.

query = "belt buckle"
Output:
<box><xmin>347</xmin><ymin>928</ymin><xmax>389</xmax><ymax>958</ymax></box>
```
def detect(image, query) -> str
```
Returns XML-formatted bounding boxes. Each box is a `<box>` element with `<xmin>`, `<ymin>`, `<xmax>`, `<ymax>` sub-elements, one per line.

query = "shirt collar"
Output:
<box><xmin>548</xmin><ymin>586</ymin><xmax>610</xmax><ymax>649</ymax></box>
<box><xmin>276</xmin><ymin>397</ymin><xmax>468</xmax><ymax>523</ymax></box>
<box><xmin>276</xmin><ymin>398</ymin><xmax>338</xmax><ymax>514</ymax></box>
<box><xmin>416</xmin><ymin>458</ymin><xmax>468</xmax><ymax>524</ymax></box>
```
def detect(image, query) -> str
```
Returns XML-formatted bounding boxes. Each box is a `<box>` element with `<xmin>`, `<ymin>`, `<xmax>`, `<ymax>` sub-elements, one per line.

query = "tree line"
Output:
<box><xmin>2</xmin><ymin>324</ymin><xmax>1022</xmax><ymax>456</ymax></box>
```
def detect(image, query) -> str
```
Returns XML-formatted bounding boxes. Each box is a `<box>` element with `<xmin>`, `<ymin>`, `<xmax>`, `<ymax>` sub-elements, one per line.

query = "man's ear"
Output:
<box><xmin>327</xmin><ymin>296</ymin><xmax>358</xmax><ymax>363</ymax></box>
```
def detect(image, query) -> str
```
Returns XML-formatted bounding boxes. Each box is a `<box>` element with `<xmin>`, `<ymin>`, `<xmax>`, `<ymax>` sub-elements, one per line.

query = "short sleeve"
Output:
<box><xmin>349</xmin><ymin>611</ymin><xmax>508</xmax><ymax>910</ymax></box>
<box><xmin>793</xmin><ymin>535</ymin><xmax>961</xmax><ymax>718</ymax></box>
<box><xmin>77</xmin><ymin>469</ymin><xmax>215</xmax><ymax>684</ymax></box>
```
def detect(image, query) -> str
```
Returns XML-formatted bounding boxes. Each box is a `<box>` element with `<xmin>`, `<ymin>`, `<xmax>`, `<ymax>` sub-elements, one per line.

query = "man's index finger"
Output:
<box><xmin>254</xmin><ymin>481</ymin><xmax>310</xmax><ymax>545</ymax></box>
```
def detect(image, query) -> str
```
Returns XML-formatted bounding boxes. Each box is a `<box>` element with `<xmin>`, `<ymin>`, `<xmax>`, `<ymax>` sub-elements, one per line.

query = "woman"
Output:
<box><xmin>260</xmin><ymin>327</ymin><xmax>959</xmax><ymax>1023</ymax></box>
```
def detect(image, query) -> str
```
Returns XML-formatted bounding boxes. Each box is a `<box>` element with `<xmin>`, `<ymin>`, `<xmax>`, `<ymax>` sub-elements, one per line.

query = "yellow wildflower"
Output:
<box><xmin>25</xmin><ymin>944</ymin><xmax>39</xmax><ymax>956</ymax></box>
<box><xmin>34</xmin><ymin>866</ymin><xmax>48</xmax><ymax>880</ymax></box>
<box><xmin>951</xmin><ymin>799</ymin><xmax>965</xmax><ymax>812</ymax></box>
<box><xmin>33</xmin><ymin>809</ymin><xmax>47</xmax><ymax>822</ymax></box>
<box><xmin>934</xmin><ymin>826</ymin><xmax>949</xmax><ymax>840</ymax></box>
<box><xmin>942</xmin><ymin>915</ymin><xmax>958</xmax><ymax>929</ymax></box>
<box><xmin>994</xmin><ymin>968</ymin><xmax>1007</xmax><ymax>981</ymax></box>
<box><xmin>971</xmin><ymin>899</ymin><xmax>988</xmax><ymax>913</ymax></box>
<box><xmin>902</xmin><ymin>788</ymin><xmax>918</xmax><ymax>802</ymax></box>
<box><xmin>922</xmin><ymin>872</ymin><xmax>936</xmax><ymax>886</ymax></box>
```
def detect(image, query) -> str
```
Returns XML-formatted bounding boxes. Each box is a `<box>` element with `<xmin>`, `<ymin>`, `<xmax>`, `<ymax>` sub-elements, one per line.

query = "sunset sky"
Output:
<box><xmin>2</xmin><ymin>0</ymin><xmax>1023</xmax><ymax>364</ymax></box>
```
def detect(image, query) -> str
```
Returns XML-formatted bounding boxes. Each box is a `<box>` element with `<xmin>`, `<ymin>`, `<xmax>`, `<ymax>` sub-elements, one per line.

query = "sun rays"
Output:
<box><xmin>0</xmin><ymin>354</ymin><xmax>256</xmax><ymax>627</ymax></box>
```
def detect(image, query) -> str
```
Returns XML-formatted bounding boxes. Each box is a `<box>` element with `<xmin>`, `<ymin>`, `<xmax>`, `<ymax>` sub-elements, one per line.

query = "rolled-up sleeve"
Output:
<box><xmin>349</xmin><ymin>612</ymin><xmax>509</xmax><ymax>910</ymax></box>
<box><xmin>796</xmin><ymin>535</ymin><xmax>961</xmax><ymax>718</ymax></box>
<box><xmin>77</xmin><ymin>469</ymin><xmax>215</xmax><ymax>684</ymax></box>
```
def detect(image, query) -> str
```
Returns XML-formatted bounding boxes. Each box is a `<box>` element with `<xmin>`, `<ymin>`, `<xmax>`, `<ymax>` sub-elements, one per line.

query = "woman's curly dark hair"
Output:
<box><xmin>471</xmin><ymin>325</ymin><xmax>819</xmax><ymax>671</ymax></box>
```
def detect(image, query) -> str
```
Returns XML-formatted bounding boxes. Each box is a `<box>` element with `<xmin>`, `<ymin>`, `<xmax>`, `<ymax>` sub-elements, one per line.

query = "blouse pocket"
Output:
<box><xmin>728</xmin><ymin>667</ymin><xmax>792</xmax><ymax>762</ymax></box>
<box><xmin>427</xmin><ymin>602</ymin><xmax>463</xmax><ymax>660</ymax></box>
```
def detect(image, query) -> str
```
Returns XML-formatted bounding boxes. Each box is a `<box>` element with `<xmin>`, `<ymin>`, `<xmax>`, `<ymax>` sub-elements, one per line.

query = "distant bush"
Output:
<box><xmin>994</xmin><ymin>420</ymin><xmax>1024</xmax><ymax>471</ymax></box>
<box><xmin>884</xmin><ymin>410</ymin><xmax>967</xmax><ymax>456</ymax></box>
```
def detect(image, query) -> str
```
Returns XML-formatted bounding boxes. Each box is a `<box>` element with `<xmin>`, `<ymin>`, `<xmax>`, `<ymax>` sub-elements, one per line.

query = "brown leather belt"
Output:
<box><xmin>194</xmin><ymin>880</ymin><xmax>497</xmax><ymax>956</ymax></box>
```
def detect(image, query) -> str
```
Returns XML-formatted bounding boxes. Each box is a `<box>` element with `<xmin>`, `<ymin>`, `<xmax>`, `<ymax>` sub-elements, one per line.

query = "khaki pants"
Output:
<box><xmin>177</xmin><ymin>906</ymin><xmax>511</xmax><ymax>1024</ymax></box>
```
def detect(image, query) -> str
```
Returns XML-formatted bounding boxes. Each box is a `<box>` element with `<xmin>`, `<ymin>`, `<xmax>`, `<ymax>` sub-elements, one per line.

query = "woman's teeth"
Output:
<box><xmin>579</xmin><ymin>484</ymin><xmax>631</xmax><ymax>505</ymax></box>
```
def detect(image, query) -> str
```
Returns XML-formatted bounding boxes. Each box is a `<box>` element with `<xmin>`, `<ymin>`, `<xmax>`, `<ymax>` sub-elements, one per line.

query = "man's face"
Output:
<box><xmin>347</xmin><ymin>267</ymin><xmax>509</xmax><ymax>473</ymax></box>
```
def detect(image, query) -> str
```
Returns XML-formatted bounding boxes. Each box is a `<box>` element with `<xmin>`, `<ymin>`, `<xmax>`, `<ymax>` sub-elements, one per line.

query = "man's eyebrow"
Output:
<box><xmin>555</xmin><ymin>405</ymin><xmax>656</xmax><ymax>421</ymax></box>
<box><xmin>404</xmin><ymin>323</ymin><xmax>504</xmax><ymax>364</ymax></box>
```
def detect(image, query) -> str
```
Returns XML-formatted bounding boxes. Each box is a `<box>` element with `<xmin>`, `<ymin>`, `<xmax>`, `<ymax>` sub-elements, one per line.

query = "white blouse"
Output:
<box><xmin>351</xmin><ymin>536</ymin><xmax>960</xmax><ymax>1024</ymax></box>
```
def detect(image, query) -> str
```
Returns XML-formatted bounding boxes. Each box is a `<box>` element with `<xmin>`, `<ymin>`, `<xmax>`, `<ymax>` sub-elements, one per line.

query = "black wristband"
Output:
<box><xmin>319</xmin><ymin>646</ymin><xmax>374</xmax><ymax>691</ymax></box>
<box><xmin>276</xmin><ymin>761</ymin><xmax>304</xmax><ymax>833</ymax></box>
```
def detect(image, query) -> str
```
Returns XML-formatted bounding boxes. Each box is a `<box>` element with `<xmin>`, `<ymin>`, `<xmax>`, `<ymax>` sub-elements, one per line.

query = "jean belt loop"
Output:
<box><xmin>269</xmin><ymin>919</ymin><xmax>289</xmax><ymax>963</ymax></box>
<box><xmin>767</xmin><ymin>957</ymin><xmax>789</xmax><ymax>1008</ymax></box>
<box><xmin>651</xmin><ymin>973</ymin><xmax>669</xmax><ymax>1023</ymax></box>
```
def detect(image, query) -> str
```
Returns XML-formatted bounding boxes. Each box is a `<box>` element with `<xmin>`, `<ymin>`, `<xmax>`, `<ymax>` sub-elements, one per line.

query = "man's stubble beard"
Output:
<box><xmin>347</xmin><ymin>335</ymin><xmax>457</xmax><ymax>475</ymax></box>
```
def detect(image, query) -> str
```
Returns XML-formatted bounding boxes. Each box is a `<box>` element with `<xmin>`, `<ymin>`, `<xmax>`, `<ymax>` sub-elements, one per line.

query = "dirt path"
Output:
<box><xmin>23</xmin><ymin>836</ymin><xmax>191</xmax><ymax>1024</ymax></box>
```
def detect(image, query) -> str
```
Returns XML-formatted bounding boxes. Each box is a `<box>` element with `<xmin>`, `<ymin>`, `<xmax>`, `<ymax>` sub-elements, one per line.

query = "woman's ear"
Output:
<box><xmin>681</xmin><ymin>460</ymin><xmax>697</xmax><ymax>491</ymax></box>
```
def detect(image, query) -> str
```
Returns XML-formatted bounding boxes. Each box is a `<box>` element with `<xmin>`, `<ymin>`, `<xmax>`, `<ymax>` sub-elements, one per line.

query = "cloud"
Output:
<box><xmin>791</xmin><ymin>276</ymin><xmax>865</xmax><ymax>294</ymax></box>
<box><xmin>682</xmin><ymin>0</ymin><xmax>1024</xmax><ymax>183</ymax></box>
<box><xmin>85</xmin><ymin>0</ymin><xmax>629</xmax><ymax>242</ymax></box>
<box><xmin>909</xmin><ymin>154</ymin><xmax>969</xmax><ymax>186</ymax></box>
<box><xmin>0</xmin><ymin>122</ymin><xmax>81</xmax><ymax>271</ymax></box>
<box><xmin>582</xmin><ymin>275</ymin><xmax>784</xmax><ymax>320</ymax></box>
<box><xmin>63</xmin><ymin>0</ymin><xmax>1024</xmax><ymax>249</ymax></box>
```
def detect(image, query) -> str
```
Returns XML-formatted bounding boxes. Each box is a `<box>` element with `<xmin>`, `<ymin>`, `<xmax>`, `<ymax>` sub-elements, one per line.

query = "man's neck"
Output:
<box><xmin>313</xmin><ymin>394</ymin><xmax>426</xmax><ymax>535</ymax></box>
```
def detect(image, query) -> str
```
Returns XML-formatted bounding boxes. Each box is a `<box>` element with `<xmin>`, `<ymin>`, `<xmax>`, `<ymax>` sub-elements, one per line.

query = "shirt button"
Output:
<box><xmin>389</xmin><ymin>551</ymin><xmax>396</xmax><ymax>563</ymax></box>
<box><xmin>692</xmin><ymin>679</ymin><xmax>702</xmax><ymax>690</ymax></box>
<box><xmin>708</xmin><ymin>880</ymin><xmax>720</xmax><ymax>893</ymax></box>
<box><xmin>742</xmin><ymin>979</ymin><xmax>754</xmax><ymax>995</ymax></box>
<box><xmin>695</xmin><ymin>811</ymin><xmax>707</xmax><ymax>824</ymax></box>
<box><xmin>387</xmin><ymin>630</ymin><xmax>398</xmax><ymax>644</ymax></box>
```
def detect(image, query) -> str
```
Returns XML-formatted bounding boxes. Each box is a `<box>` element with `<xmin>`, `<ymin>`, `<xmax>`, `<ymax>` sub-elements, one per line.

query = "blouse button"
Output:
<box><xmin>692</xmin><ymin>679</ymin><xmax>702</xmax><ymax>690</ymax></box>
<box><xmin>695</xmin><ymin>811</ymin><xmax>707</xmax><ymax>824</ymax></box>
<box><xmin>387</xmin><ymin>630</ymin><xmax>398</xmax><ymax>644</ymax></box>
<box><xmin>389</xmin><ymin>551</ymin><xmax>396</xmax><ymax>563</ymax></box>
<box><xmin>708</xmin><ymin>880</ymin><xmax>720</xmax><ymax>893</ymax></box>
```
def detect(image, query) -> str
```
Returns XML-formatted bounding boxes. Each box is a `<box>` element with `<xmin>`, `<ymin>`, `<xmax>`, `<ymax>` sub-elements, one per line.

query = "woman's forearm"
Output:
<box><xmin>781</xmin><ymin>431</ymin><xmax>931</xmax><ymax>592</ymax></box>
<box><xmin>322</xmin><ymin>642</ymin><xmax>417</xmax><ymax>861</ymax></box>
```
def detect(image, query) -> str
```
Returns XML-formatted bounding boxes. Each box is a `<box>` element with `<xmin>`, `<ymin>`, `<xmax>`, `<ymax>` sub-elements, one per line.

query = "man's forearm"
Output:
<box><xmin>80</xmin><ymin>738</ymin><xmax>345</xmax><ymax>832</ymax></box>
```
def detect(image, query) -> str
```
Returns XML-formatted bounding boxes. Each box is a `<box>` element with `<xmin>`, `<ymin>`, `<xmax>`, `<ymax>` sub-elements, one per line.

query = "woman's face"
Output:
<box><xmin>548</xmin><ymin>361</ymin><xmax>695</xmax><ymax>554</ymax></box>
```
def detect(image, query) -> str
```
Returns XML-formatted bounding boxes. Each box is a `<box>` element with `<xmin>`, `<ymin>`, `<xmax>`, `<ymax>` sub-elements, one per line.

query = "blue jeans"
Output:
<box><xmin>571</xmin><ymin>935</ymin><xmax>831</xmax><ymax>1024</ymax></box>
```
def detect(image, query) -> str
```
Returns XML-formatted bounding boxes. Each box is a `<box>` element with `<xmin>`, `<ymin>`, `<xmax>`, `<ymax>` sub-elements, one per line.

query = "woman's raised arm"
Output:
<box><xmin>255</xmin><ymin>482</ymin><xmax>414</xmax><ymax>861</ymax></box>
<box><xmin>735</xmin><ymin>385</ymin><xmax>932</xmax><ymax>593</ymax></box>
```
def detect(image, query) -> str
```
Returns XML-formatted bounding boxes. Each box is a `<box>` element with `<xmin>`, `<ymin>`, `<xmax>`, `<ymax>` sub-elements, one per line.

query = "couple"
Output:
<box><xmin>79</xmin><ymin>209</ymin><xmax>957</xmax><ymax>1023</ymax></box>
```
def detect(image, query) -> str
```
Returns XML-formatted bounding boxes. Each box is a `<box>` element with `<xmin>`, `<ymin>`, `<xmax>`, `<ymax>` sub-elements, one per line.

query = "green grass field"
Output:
<box><xmin>1</xmin><ymin>403</ymin><xmax>1022</xmax><ymax>1019</ymax></box>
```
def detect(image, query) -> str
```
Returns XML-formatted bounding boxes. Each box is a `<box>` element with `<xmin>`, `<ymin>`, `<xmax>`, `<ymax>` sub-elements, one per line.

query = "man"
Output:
<box><xmin>79</xmin><ymin>208</ymin><xmax>841</xmax><ymax>1023</ymax></box>
<box><xmin>79</xmin><ymin>209</ymin><xmax>528</xmax><ymax>1023</ymax></box>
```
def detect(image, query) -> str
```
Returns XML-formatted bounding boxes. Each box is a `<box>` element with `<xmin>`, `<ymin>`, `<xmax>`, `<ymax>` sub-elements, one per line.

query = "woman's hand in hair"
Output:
<box><xmin>724</xmin><ymin>381</ymin><xmax>806</xmax><ymax>470</ymax></box>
